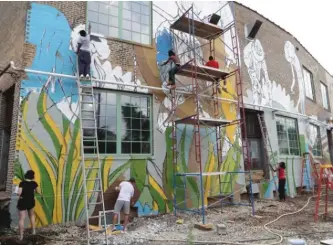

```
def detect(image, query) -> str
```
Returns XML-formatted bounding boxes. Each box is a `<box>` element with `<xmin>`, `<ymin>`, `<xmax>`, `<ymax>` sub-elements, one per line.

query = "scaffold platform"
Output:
<box><xmin>170</xmin><ymin>14</ymin><xmax>224</xmax><ymax>40</ymax></box>
<box><xmin>175</xmin><ymin>115</ymin><xmax>232</xmax><ymax>127</ymax></box>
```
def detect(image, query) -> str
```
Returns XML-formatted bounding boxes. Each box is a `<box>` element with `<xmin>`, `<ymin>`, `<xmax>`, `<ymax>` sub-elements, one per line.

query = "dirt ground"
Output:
<box><xmin>1</xmin><ymin>194</ymin><xmax>333</xmax><ymax>245</ymax></box>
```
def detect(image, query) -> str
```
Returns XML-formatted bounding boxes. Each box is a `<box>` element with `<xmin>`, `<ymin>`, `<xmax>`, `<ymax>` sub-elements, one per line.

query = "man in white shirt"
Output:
<box><xmin>76</xmin><ymin>23</ymin><xmax>91</xmax><ymax>79</ymax></box>
<box><xmin>112</xmin><ymin>178</ymin><xmax>135</xmax><ymax>232</ymax></box>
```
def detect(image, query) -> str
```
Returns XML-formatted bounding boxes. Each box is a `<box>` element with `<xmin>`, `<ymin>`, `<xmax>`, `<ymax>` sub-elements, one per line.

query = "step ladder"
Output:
<box><xmin>314</xmin><ymin>164</ymin><xmax>333</xmax><ymax>222</ymax></box>
<box><xmin>77</xmin><ymin>77</ymin><xmax>109</xmax><ymax>245</ymax></box>
<box><xmin>300</xmin><ymin>152</ymin><xmax>318</xmax><ymax>194</ymax></box>
<box><xmin>257</xmin><ymin>114</ymin><xmax>278</xmax><ymax>197</ymax></box>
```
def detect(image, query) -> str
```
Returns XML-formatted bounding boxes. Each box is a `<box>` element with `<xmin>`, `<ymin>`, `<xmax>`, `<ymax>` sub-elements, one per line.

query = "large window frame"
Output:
<box><xmin>87</xmin><ymin>1</ymin><xmax>152</xmax><ymax>46</ymax></box>
<box><xmin>83</xmin><ymin>89</ymin><xmax>153</xmax><ymax>156</ymax></box>
<box><xmin>308</xmin><ymin>123</ymin><xmax>322</xmax><ymax>157</ymax></box>
<box><xmin>276</xmin><ymin>115</ymin><xmax>301</xmax><ymax>156</ymax></box>
<box><xmin>320</xmin><ymin>81</ymin><xmax>330</xmax><ymax>111</ymax></box>
<box><xmin>302</xmin><ymin>66</ymin><xmax>315</xmax><ymax>101</ymax></box>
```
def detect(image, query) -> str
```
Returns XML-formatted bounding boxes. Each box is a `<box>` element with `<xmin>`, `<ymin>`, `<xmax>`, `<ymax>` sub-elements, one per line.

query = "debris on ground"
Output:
<box><xmin>1</xmin><ymin>195</ymin><xmax>333</xmax><ymax>245</ymax></box>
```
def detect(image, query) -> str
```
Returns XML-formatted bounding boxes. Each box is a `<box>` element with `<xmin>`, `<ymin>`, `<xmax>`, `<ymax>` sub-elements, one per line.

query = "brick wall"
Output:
<box><xmin>235</xmin><ymin>3</ymin><xmax>333</xmax><ymax>122</ymax></box>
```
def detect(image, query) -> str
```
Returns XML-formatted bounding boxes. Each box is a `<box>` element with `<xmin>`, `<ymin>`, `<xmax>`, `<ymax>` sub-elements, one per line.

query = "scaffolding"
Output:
<box><xmin>169</xmin><ymin>4</ymin><xmax>254</xmax><ymax>224</ymax></box>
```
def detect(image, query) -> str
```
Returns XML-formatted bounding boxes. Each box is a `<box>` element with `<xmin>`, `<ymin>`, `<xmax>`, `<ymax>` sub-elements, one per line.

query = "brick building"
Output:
<box><xmin>0</xmin><ymin>1</ymin><xmax>332</xmax><ymax>227</ymax></box>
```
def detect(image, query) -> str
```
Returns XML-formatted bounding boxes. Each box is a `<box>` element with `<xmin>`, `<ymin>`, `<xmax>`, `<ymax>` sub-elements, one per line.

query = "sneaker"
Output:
<box><xmin>80</xmin><ymin>74</ymin><xmax>84</xmax><ymax>79</ymax></box>
<box><xmin>86</xmin><ymin>74</ymin><xmax>90</xmax><ymax>79</ymax></box>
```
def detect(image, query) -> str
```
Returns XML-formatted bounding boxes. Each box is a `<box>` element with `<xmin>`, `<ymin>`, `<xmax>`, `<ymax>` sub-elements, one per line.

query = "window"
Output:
<box><xmin>87</xmin><ymin>1</ymin><xmax>152</xmax><ymax>45</ymax></box>
<box><xmin>276</xmin><ymin>116</ymin><xmax>300</xmax><ymax>156</ymax></box>
<box><xmin>320</xmin><ymin>82</ymin><xmax>330</xmax><ymax>110</ymax></box>
<box><xmin>82</xmin><ymin>90</ymin><xmax>152</xmax><ymax>155</ymax></box>
<box><xmin>302</xmin><ymin>67</ymin><xmax>315</xmax><ymax>101</ymax></box>
<box><xmin>308</xmin><ymin>124</ymin><xmax>322</xmax><ymax>157</ymax></box>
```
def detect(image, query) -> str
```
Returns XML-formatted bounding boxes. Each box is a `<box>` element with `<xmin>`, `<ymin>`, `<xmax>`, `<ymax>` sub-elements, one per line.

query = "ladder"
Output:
<box><xmin>77</xmin><ymin>77</ymin><xmax>109</xmax><ymax>245</ymax></box>
<box><xmin>314</xmin><ymin>164</ymin><xmax>333</xmax><ymax>222</ymax></box>
<box><xmin>257</xmin><ymin>114</ymin><xmax>278</xmax><ymax>197</ymax></box>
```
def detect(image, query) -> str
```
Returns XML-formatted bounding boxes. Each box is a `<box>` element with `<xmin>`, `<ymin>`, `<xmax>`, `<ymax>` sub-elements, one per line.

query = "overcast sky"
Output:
<box><xmin>238</xmin><ymin>0</ymin><xmax>333</xmax><ymax>75</ymax></box>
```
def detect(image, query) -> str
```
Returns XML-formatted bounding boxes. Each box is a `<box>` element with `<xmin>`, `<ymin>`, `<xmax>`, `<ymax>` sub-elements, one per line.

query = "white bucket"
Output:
<box><xmin>288</xmin><ymin>239</ymin><xmax>306</xmax><ymax>245</ymax></box>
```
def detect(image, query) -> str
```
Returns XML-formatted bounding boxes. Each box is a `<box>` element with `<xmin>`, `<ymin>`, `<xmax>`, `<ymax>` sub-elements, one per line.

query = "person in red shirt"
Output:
<box><xmin>274</xmin><ymin>162</ymin><xmax>286</xmax><ymax>201</ymax></box>
<box><xmin>161</xmin><ymin>50</ymin><xmax>181</xmax><ymax>89</ymax></box>
<box><xmin>205</xmin><ymin>56</ymin><xmax>219</xmax><ymax>69</ymax></box>
<box><xmin>205</xmin><ymin>56</ymin><xmax>222</xmax><ymax>93</ymax></box>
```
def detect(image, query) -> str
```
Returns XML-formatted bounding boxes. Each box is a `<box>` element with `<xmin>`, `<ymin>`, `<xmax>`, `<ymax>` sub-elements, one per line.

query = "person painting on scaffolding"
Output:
<box><xmin>205</xmin><ymin>56</ymin><xmax>223</xmax><ymax>93</ymax></box>
<box><xmin>111</xmin><ymin>178</ymin><xmax>136</xmax><ymax>233</ymax></box>
<box><xmin>161</xmin><ymin>50</ymin><xmax>181</xmax><ymax>89</ymax></box>
<box><xmin>76</xmin><ymin>23</ymin><xmax>91</xmax><ymax>80</ymax></box>
<box><xmin>16</xmin><ymin>170</ymin><xmax>39</xmax><ymax>241</ymax></box>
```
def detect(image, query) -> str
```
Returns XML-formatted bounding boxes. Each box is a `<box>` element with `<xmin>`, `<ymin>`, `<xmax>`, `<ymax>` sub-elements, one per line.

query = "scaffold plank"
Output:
<box><xmin>175</xmin><ymin>115</ymin><xmax>232</xmax><ymax>127</ymax></box>
<box><xmin>176</xmin><ymin>172</ymin><xmax>227</xmax><ymax>176</ymax></box>
<box><xmin>177</xmin><ymin>63</ymin><xmax>230</xmax><ymax>82</ymax></box>
<box><xmin>170</xmin><ymin>15</ymin><xmax>223</xmax><ymax>40</ymax></box>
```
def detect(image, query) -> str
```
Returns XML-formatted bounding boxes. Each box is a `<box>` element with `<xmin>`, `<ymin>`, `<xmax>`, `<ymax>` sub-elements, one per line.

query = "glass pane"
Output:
<box><xmin>99</xmin><ymin>24</ymin><xmax>109</xmax><ymax>36</ymax></box>
<box><xmin>131</xmin><ymin>2</ymin><xmax>141</xmax><ymax>12</ymax></box>
<box><xmin>110</xmin><ymin>6</ymin><xmax>119</xmax><ymax>16</ymax></box>
<box><xmin>141</xmin><ymin>1</ymin><xmax>149</xmax><ymax>6</ymax></box>
<box><xmin>106</xmin><ymin>117</ymin><xmax>117</xmax><ymax>129</ymax></box>
<box><xmin>106</xmin><ymin>130</ymin><xmax>117</xmax><ymax>141</ymax></box>
<box><xmin>99</xmin><ymin>13</ymin><xmax>109</xmax><ymax>25</ymax></box>
<box><xmin>99</xmin><ymin>2</ymin><xmax>109</xmax><ymax>15</ymax></box>
<box><xmin>110</xmin><ymin>16</ymin><xmax>119</xmax><ymax>27</ymax></box>
<box><xmin>123</xmin><ymin>19</ymin><xmax>131</xmax><ymax>30</ymax></box>
<box><xmin>132</xmin><ymin>130</ymin><xmax>141</xmax><ymax>140</ymax></box>
<box><xmin>141</xmin><ymin>24</ymin><xmax>150</xmax><ymax>35</ymax></box>
<box><xmin>88</xmin><ymin>11</ymin><xmax>99</xmax><ymax>23</ymax></box>
<box><xmin>131</xmin><ymin>96</ymin><xmax>141</xmax><ymax>107</ymax></box>
<box><xmin>141</xmin><ymin>143</ymin><xmax>150</xmax><ymax>154</ymax></box>
<box><xmin>141</xmin><ymin>15</ymin><xmax>149</xmax><ymax>25</ymax></box>
<box><xmin>123</xmin><ymin>9</ymin><xmax>132</xmax><ymax>20</ymax></box>
<box><xmin>132</xmin><ymin>22</ymin><xmax>140</xmax><ymax>32</ymax></box>
<box><xmin>88</xmin><ymin>1</ymin><xmax>99</xmax><ymax>11</ymax></box>
<box><xmin>108</xmin><ymin>1</ymin><xmax>118</xmax><ymax>7</ymax></box>
<box><xmin>141</xmin><ymin>130</ymin><xmax>150</xmax><ymax>141</ymax></box>
<box><xmin>90</xmin><ymin>22</ymin><xmax>98</xmax><ymax>33</ymax></box>
<box><xmin>132</xmin><ymin>119</ymin><xmax>141</xmax><ymax>130</ymax></box>
<box><xmin>141</xmin><ymin>5</ymin><xmax>150</xmax><ymax>15</ymax></box>
<box><xmin>141</xmin><ymin>118</ymin><xmax>150</xmax><ymax>130</ymax></box>
<box><xmin>132</xmin><ymin>12</ymin><xmax>141</xmax><ymax>23</ymax></box>
<box><xmin>123</xmin><ymin>1</ymin><xmax>131</xmax><ymax>10</ymax></box>
<box><xmin>105</xmin><ymin>141</ymin><xmax>117</xmax><ymax>154</ymax></box>
<box><xmin>122</xmin><ymin>129</ymin><xmax>131</xmax><ymax>141</ymax></box>
<box><xmin>106</xmin><ymin>93</ymin><xmax>117</xmax><ymax>105</ymax></box>
<box><xmin>109</xmin><ymin>27</ymin><xmax>119</xmax><ymax>38</ymax></box>
<box><xmin>98</xmin><ymin>141</ymin><xmax>106</xmax><ymax>154</ymax></box>
<box><xmin>132</xmin><ymin>32</ymin><xmax>141</xmax><ymax>43</ymax></box>
<box><xmin>122</xmin><ymin>30</ymin><xmax>131</xmax><ymax>41</ymax></box>
<box><xmin>121</xmin><ymin>142</ymin><xmax>131</xmax><ymax>153</ymax></box>
<box><xmin>121</xmin><ymin>95</ymin><xmax>131</xmax><ymax>105</ymax></box>
<box><xmin>132</xmin><ymin>142</ymin><xmax>141</xmax><ymax>153</ymax></box>
<box><xmin>122</xmin><ymin>117</ymin><xmax>131</xmax><ymax>129</ymax></box>
<box><xmin>141</xmin><ymin>34</ymin><xmax>150</xmax><ymax>45</ymax></box>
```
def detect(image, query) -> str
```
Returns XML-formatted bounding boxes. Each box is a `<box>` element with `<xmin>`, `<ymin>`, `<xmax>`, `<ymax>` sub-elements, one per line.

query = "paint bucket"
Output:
<box><xmin>288</xmin><ymin>239</ymin><xmax>306</xmax><ymax>245</ymax></box>
<box><xmin>115</xmin><ymin>224</ymin><xmax>123</xmax><ymax>231</ymax></box>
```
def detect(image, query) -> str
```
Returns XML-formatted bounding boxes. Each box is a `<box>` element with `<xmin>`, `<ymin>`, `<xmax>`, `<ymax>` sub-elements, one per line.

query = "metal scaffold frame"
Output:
<box><xmin>168</xmin><ymin>3</ymin><xmax>254</xmax><ymax>224</ymax></box>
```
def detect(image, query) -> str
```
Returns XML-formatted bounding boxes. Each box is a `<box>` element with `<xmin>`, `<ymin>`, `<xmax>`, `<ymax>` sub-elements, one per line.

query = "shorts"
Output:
<box><xmin>114</xmin><ymin>200</ymin><xmax>130</xmax><ymax>215</ymax></box>
<box><xmin>17</xmin><ymin>198</ymin><xmax>35</xmax><ymax>211</ymax></box>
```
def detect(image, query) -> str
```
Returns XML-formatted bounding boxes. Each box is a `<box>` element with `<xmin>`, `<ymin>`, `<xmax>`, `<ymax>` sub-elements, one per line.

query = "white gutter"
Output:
<box><xmin>10</xmin><ymin>61</ymin><xmax>237</xmax><ymax>104</ymax></box>
<box><xmin>10</xmin><ymin>61</ymin><xmax>332</xmax><ymax>128</ymax></box>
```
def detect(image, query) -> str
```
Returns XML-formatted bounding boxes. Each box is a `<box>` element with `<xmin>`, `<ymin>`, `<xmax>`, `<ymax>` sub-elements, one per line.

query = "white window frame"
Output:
<box><xmin>275</xmin><ymin>115</ymin><xmax>301</xmax><ymax>156</ymax></box>
<box><xmin>87</xmin><ymin>1</ymin><xmax>152</xmax><ymax>46</ymax></box>
<box><xmin>308</xmin><ymin>123</ymin><xmax>322</xmax><ymax>157</ymax></box>
<box><xmin>302</xmin><ymin>66</ymin><xmax>315</xmax><ymax>101</ymax></box>
<box><xmin>320</xmin><ymin>82</ymin><xmax>330</xmax><ymax>110</ymax></box>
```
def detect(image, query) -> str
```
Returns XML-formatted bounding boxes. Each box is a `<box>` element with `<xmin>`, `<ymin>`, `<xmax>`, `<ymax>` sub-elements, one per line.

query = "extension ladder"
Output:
<box><xmin>314</xmin><ymin>164</ymin><xmax>333</xmax><ymax>222</ymax></box>
<box><xmin>257</xmin><ymin>114</ymin><xmax>278</xmax><ymax>196</ymax></box>
<box><xmin>300</xmin><ymin>152</ymin><xmax>318</xmax><ymax>194</ymax></box>
<box><xmin>77</xmin><ymin>77</ymin><xmax>109</xmax><ymax>245</ymax></box>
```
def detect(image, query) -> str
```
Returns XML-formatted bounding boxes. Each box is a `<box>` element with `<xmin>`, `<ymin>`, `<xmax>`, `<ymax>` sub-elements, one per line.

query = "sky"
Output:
<box><xmin>237</xmin><ymin>0</ymin><xmax>333</xmax><ymax>75</ymax></box>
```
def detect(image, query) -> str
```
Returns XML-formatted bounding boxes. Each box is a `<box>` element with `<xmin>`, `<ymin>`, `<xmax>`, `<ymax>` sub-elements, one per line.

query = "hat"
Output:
<box><xmin>129</xmin><ymin>177</ymin><xmax>136</xmax><ymax>183</ymax></box>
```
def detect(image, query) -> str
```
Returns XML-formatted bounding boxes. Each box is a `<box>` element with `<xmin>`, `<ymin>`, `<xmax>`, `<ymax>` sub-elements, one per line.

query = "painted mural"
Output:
<box><xmin>12</xmin><ymin>1</ymin><xmax>248</xmax><ymax>227</ymax></box>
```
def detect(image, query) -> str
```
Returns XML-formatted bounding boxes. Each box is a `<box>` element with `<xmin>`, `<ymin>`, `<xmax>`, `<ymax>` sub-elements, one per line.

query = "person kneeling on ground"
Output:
<box><xmin>17</xmin><ymin>170</ymin><xmax>39</xmax><ymax>241</ymax></box>
<box><xmin>161</xmin><ymin>50</ymin><xmax>181</xmax><ymax>89</ymax></box>
<box><xmin>273</xmin><ymin>162</ymin><xmax>286</xmax><ymax>201</ymax></box>
<box><xmin>77</xmin><ymin>23</ymin><xmax>92</xmax><ymax>80</ymax></box>
<box><xmin>111</xmin><ymin>178</ymin><xmax>136</xmax><ymax>232</ymax></box>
